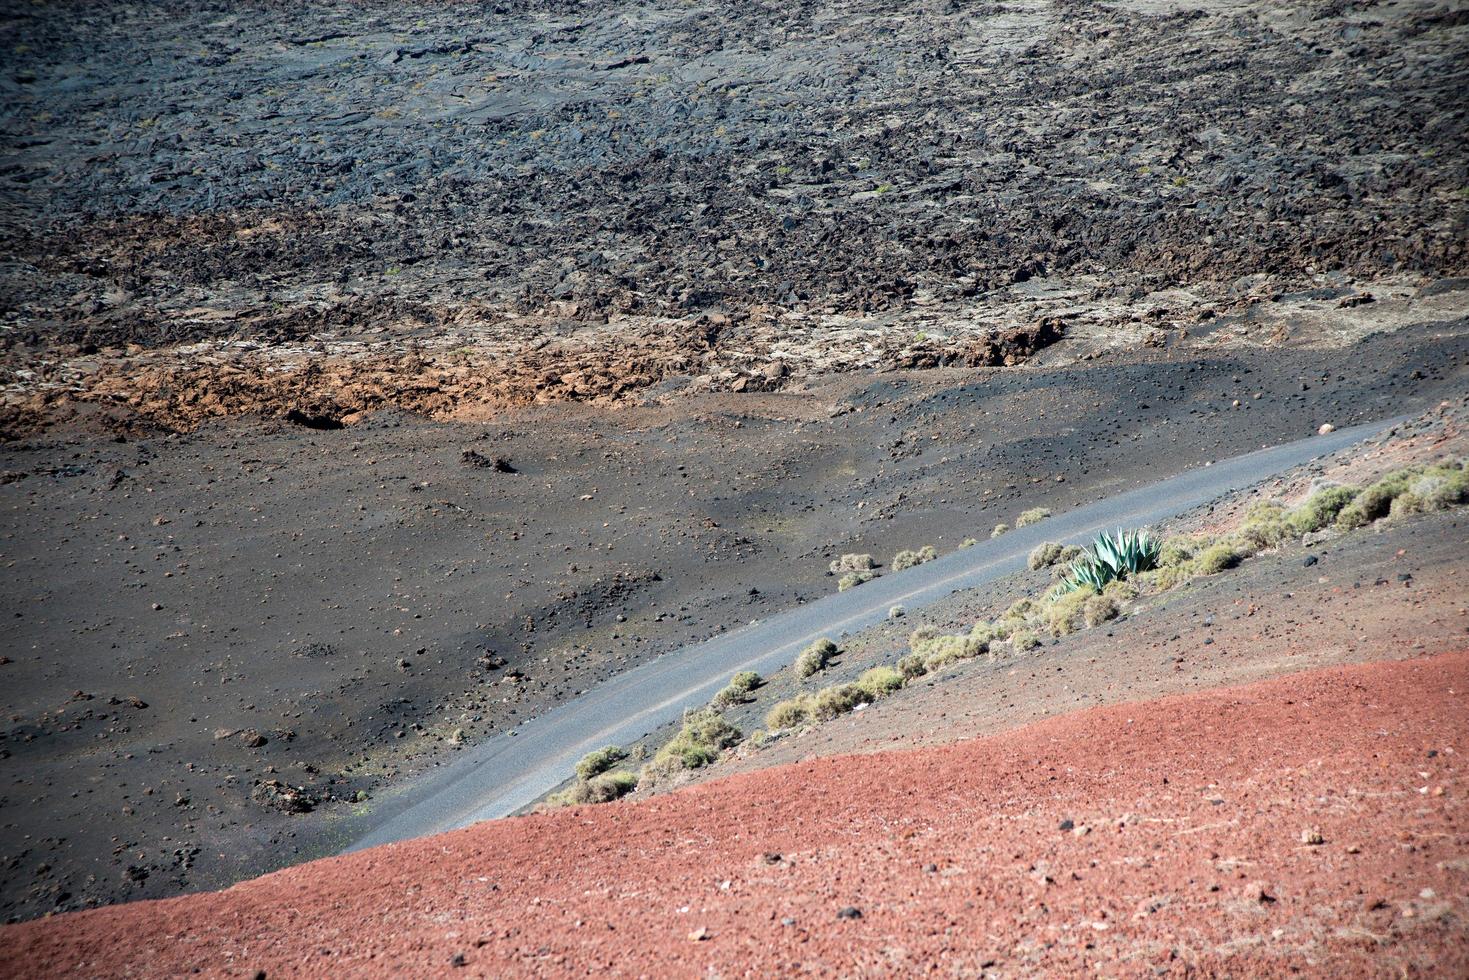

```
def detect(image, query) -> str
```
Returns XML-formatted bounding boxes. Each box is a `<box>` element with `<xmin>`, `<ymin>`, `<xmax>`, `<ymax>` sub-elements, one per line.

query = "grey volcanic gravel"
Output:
<box><xmin>1</xmin><ymin>0</ymin><xmax>1466</xmax><ymax>348</ymax></box>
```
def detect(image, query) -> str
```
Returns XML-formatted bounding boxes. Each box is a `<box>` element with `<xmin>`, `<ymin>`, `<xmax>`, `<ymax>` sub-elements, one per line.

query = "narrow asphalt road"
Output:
<box><xmin>349</xmin><ymin>417</ymin><xmax>1401</xmax><ymax>851</ymax></box>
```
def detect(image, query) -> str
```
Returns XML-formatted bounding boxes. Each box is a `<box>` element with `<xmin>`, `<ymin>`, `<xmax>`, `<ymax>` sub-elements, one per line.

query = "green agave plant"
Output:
<box><xmin>1059</xmin><ymin>528</ymin><xmax>1160</xmax><ymax>593</ymax></box>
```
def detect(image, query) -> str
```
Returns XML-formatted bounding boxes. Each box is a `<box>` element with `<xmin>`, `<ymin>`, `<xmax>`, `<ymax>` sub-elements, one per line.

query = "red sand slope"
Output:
<box><xmin>4</xmin><ymin>651</ymin><xmax>1467</xmax><ymax>977</ymax></box>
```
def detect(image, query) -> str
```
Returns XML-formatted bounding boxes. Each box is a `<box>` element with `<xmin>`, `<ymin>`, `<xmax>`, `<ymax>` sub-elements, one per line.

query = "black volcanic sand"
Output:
<box><xmin>1</xmin><ymin>0</ymin><xmax>1465</xmax><ymax>347</ymax></box>
<box><xmin>1</xmin><ymin>324</ymin><xmax>1465</xmax><ymax>922</ymax></box>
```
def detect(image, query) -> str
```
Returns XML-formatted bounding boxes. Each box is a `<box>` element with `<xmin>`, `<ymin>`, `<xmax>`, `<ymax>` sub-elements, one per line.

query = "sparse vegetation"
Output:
<box><xmin>959</xmin><ymin>537</ymin><xmax>978</xmax><ymax>549</ymax></box>
<box><xmin>991</xmin><ymin>523</ymin><xmax>1009</xmax><ymax>538</ymax></box>
<box><xmin>1028</xmin><ymin>541</ymin><xmax>1066</xmax><ymax>570</ymax></box>
<box><xmin>838</xmin><ymin>570</ymin><xmax>875</xmax><ymax>591</ymax></box>
<box><xmin>711</xmin><ymin>670</ymin><xmax>763</xmax><ymax>708</ymax></box>
<box><xmin>765</xmin><ymin>697</ymin><xmax>810</xmax><ymax>730</ymax></box>
<box><xmin>545</xmin><ymin>769</ymin><xmax>638</xmax><ymax>808</ymax></box>
<box><xmin>829</xmin><ymin>553</ymin><xmax>876</xmax><ymax>574</ymax></box>
<box><xmin>1016</xmin><ymin>507</ymin><xmax>1052</xmax><ymax>527</ymax></box>
<box><xmin>1011</xmin><ymin>629</ymin><xmax>1040</xmax><ymax>651</ymax></box>
<box><xmin>891</xmin><ymin>545</ymin><xmax>938</xmax><ymax>571</ymax></box>
<box><xmin>738</xmin><ymin>458</ymin><xmax>1469</xmax><ymax>753</ymax></box>
<box><xmin>575</xmin><ymin>745</ymin><xmax>628</xmax><ymax>781</ymax></box>
<box><xmin>796</xmin><ymin>637</ymin><xmax>837</xmax><ymax>677</ymax></box>
<box><xmin>643</xmin><ymin>709</ymin><xmax>741</xmax><ymax>780</ymax></box>
<box><xmin>1285</xmin><ymin>485</ymin><xmax>1359</xmax><ymax>534</ymax></box>
<box><xmin>855</xmin><ymin>665</ymin><xmax>905</xmax><ymax>698</ymax></box>
<box><xmin>888</xmin><ymin>605</ymin><xmax>905</xmax><ymax>619</ymax></box>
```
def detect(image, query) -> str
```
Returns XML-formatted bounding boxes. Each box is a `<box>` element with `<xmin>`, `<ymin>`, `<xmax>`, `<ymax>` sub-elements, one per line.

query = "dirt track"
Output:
<box><xmin>4</xmin><ymin>650</ymin><xmax>1464</xmax><ymax>977</ymax></box>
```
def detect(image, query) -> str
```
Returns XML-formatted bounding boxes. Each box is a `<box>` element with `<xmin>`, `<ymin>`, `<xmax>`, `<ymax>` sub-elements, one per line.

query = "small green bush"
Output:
<box><xmin>1192</xmin><ymin>541</ymin><xmax>1241</xmax><ymax>575</ymax></box>
<box><xmin>711</xmin><ymin>670</ymin><xmax>763</xmax><ymax>708</ymax></box>
<box><xmin>1408</xmin><ymin>463</ymin><xmax>1469</xmax><ymax>510</ymax></box>
<box><xmin>575</xmin><ymin>745</ymin><xmax>628</xmax><ymax>781</ymax></box>
<box><xmin>1235</xmin><ymin>501</ymin><xmax>1289</xmax><ymax>551</ymax></box>
<box><xmin>829</xmin><ymin>553</ymin><xmax>876</xmax><ymax>574</ymax></box>
<box><xmin>919</xmin><ymin>633</ymin><xmax>986</xmax><ymax>670</ymax></box>
<box><xmin>1388</xmin><ymin>491</ymin><xmax>1424</xmax><ymax>519</ymax></box>
<box><xmin>837</xmin><ymin>569</ymin><xmax>875</xmax><ymax>591</ymax></box>
<box><xmin>647</xmin><ymin>709</ymin><xmax>741</xmax><ymax>775</ymax></box>
<box><xmin>796</xmin><ymin>638</ymin><xmax>837</xmax><ymax>677</ymax></box>
<box><xmin>1028</xmin><ymin>542</ymin><xmax>1066</xmax><ymax>570</ymax></box>
<box><xmin>1285</xmin><ymin>485</ymin><xmax>1359</xmax><ymax>534</ymax></box>
<box><xmin>888</xmin><ymin>604</ymin><xmax>906</xmax><ymax>619</ymax></box>
<box><xmin>1336</xmin><ymin>469</ymin><xmax>1420</xmax><ymax>529</ymax></box>
<box><xmin>810</xmin><ymin>684</ymin><xmax>870</xmax><ymax>720</ymax></box>
<box><xmin>991</xmin><ymin>523</ymin><xmax>1010</xmax><ymax>538</ymax></box>
<box><xmin>1011</xmin><ymin>629</ymin><xmax>1040</xmax><ymax>651</ymax></box>
<box><xmin>1044</xmin><ymin>586</ymin><xmax>1094</xmax><ymax>635</ymax></box>
<box><xmin>765</xmin><ymin>697</ymin><xmax>810</xmax><ymax>730</ymax></box>
<box><xmin>891</xmin><ymin>545</ymin><xmax>937</xmax><ymax>571</ymax></box>
<box><xmin>855</xmin><ymin>666</ymin><xmax>905</xmax><ymax>699</ymax></box>
<box><xmin>1016</xmin><ymin>507</ymin><xmax>1052</xmax><ymax>527</ymax></box>
<box><xmin>959</xmin><ymin>537</ymin><xmax>979</xmax><ymax>549</ymax></box>
<box><xmin>1156</xmin><ymin>536</ymin><xmax>1197</xmax><ymax>568</ymax></box>
<box><xmin>547</xmin><ymin>770</ymin><xmax>638</xmax><ymax>808</ymax></box>
<box><xmin>896</xmin><ymin>652</ymin><xmax>928</xmax><ymax>679</ymax></box>
<box><xmin>1083</xmin><ymin>594</ymin><xmax>1118</xmax><ymax>627</ymax></box>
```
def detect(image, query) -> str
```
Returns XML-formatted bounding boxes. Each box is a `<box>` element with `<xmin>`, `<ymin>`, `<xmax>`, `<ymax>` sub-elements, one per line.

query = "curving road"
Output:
<box><xmin>348</xmin><ymin>417</ymin><xmax>1402</xmax><ymax>851</ymax></box>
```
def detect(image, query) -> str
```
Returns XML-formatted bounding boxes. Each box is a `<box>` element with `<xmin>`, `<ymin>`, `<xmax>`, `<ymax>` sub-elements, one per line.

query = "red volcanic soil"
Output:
<box><xmin>5</xmin><ymin>652</ymin><xmax>1467</xmax><ymax>977</ymax></box>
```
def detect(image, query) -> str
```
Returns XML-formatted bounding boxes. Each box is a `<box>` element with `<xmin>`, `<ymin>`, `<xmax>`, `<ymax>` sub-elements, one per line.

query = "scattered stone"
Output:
<box><xmin>1059</xmin><ymin>818</ymin><xmax>1075</xmax><ymax>832</ymax></box>
<box><xmin>837</xmin><ymin>906</ymin><xmax>862</xmax><ymax>920</ymax></box>
<box><xmin>251</xmin><ymin>780</ymin><xmax>316</xmax><ymax>814</ymax></box>
<box><xmin>1318</xmin><ymin>423</ymin><xmax>1335</xmax><ymax>435</ymax></box>
<box><xmin>688</xmin><ymin>926</ymin><xmax>709</xmax><ymax>941</ymax></box>
<box><xmin>1301</xmin><ymin>826</ymin><xmax>1325</xmax><ymax>846</ymax></box>
<box><xmin>1303</xmin><ymin>554</ymin><xmax>1318</xmax><ymax>567</ymax></box>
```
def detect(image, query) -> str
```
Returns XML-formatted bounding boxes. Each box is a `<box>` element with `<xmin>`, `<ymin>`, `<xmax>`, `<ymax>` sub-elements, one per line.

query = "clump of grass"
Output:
<box><xmin>1016</xmin><ymin>507</ymin><xmax>1052</xmax><ymax>527</ymax></box>
<box><xmin>896</xmin><ymin>652</ymin><xmax>928</xmax><ymax>678</ymax></box>
<box><xmin>809</xmin><ymin>684</ymin><xmax>870</xmax><ymax>720</ymax></box>
<box><xmin>1156</xmin><ymin>535</ymin><xmax>1197</xmax><ymax>568</ymax></box>
<box><xmin>1192</xmin><ymin>540</ymin><xmax>1241</xmax><ymax>575</ymax></box>
<box><xmin>765</xmin><ymin>697</ymin><xmax>810</xmax><ymax>730</ymax></box>
<box><xmin>1234</xmin><ymin>501</ymin><xmax>1289</xmax><ymax>551</ymax></box>
<box><xmin>910</xmin><ymin>626</ymin><xmax>988</xmax><ymax>671</ymax></box>
<box><xmin>888</xmin><ymin>604</ymin><xmax>905</xmax><ymax>619</ymax></box>
<box><xmin>1028</xmin><ymin>541</ymin><xmax>1066</xmax><ymax>570</ymax></box>
<box><xmin>991</xmin><ymin>523</ymin><xmax>1010</xmax><ymax>538</ymax></box>
<box><xmin>829</xmin><ymin>553</ymin><xmax>876</xmax><ymax>574</ymax></box>
<box><xmin>1044</xmin><ymin>586</ymin><xmax>1094</xmax><ymax>635</ymax></box>
<box><xmin>891</xmin><ymin>545</ymin><xmax>938</xmax><ymax>571</ymax></box>
<box><xmin>1285</xmin><ymin>485</ymin><xmax>1359</xmax><ymax>534</ymax></box>
<box><xmin>855</xmin><ymin>666</ymin><xmax>905</xmax><ymax>699</ymax></box>
<box><xmin>1083</xmin><ymin>593</ymin><xmax>1119</xmax><ymax>627</ymax></box>
<box><xmin>1336</xmin><ymin>469</ymin><xmax>1420</xmax><ymax>528</ymax></box>
<box><xmin>959</xmin><ymin>537</ymin><xmax>979</xmax><ymax>549</ymax></box>
<box><xmin>575</xmin><ymin>745</ymin><xmax>628</xmax><ymax>781</ymax></box>
<box><xmin>644</xmin><ymin>709</ymin><xmax>741</xmax><ymax>778</ymax></box>
<box><xmin>1010</xmin><ymin>629</ymin><xmax>1040</xmax><ymax>651</ymax></box>
<box><xmin>710</xmin><ymin>670</ymin><xmax>763</xmax><ymax>709</ymax></box>
<box><xmin>838</xmin><ymin>569</ymin><xmax>875</xmax><ymax>591</ymax></box>
<box><xmin>796</xmin><ymin>638</ymin><xmax>837</xmax><ymax>677</ymax></box>
<box><xmin>546</xmin><ymin>770</ymin><xmax>638</xmax><ymax>808</ymax></box>
<box><xmin>1410</xmin><ymin>463</ymin><xmax>1469</xmax><ymax>509</ymax></box>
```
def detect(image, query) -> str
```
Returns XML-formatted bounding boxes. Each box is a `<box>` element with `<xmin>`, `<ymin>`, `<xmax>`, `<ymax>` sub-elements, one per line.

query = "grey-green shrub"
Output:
<box><xmin>796</xmin><ymin>638</ymin><xmax>837</xmax><ymax>677</ymax></box>
<box><xmin>711</xmin><ymin>670</ymin><xmax>763</xmax><ymax>708</ymax></box>
<box><xmin>1083</xmin><ymin>594</ymin><xmax>1118</xmax><ymax>627</ymax></box>
<box><xmin>1285</xmin><ymin>485</ymin><xmax>1359</xmax><ymax>534</ymax></box>
<box><xmin>765</xmin><ymin>697</ymin><xmax>809</xmax><ymax>730</ymax></box>
<box><xmin>991</xmin><ymin>523</ymin><xmax>1010</xmax><ymax>538</ymax></box>
<box><xmin>829</xmin><ymin>553</ymin><xmax>876</xmax><ymax>574</ymax></box>
<box><xmin>647</xmin><ymin>709</ymin><xmax>741</xmax><ymax>776</ymax></box>
<box><xmin>838</xmin><ymin>569</ymin><xmax>875</xmax><ymax>591</ymax></box>
<box><xmin>1028</xmin><ymin>542</ymin><xmax>1066</xmax><ymax>570</ymax></box>
<box><xmin>856</xmin><ymin>666</ymin><xmax>905</xmax><ymax>699</ymax></box>
<box><xmin>575</xmin><ymin>745</ymin><xmax>628</xmax><ymax>781</ymax></box>
<box><xmin>892</xmin><ymin>545</ymin><xmax>938</xmax><ymax>571</ymax></box>
<box><xmin>1016</xmin><ymin>507</ymin><xmax>1052</xmax><ymax>527</ymax></box>
<box><xmin>810</xmin><ymin>684</ymin><xmax>870</xmax><ymax>720</ymax></box>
